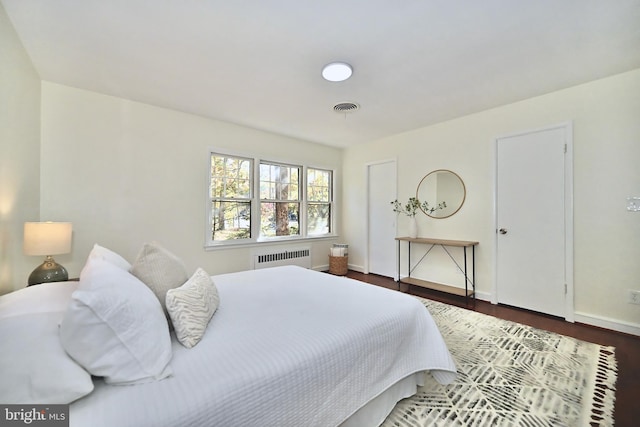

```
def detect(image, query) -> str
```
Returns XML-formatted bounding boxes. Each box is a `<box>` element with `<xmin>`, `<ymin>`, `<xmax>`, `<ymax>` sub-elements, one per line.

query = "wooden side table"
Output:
<box><xmin>396</xmin><ymin>237</ymin><xmax>478</xmax><ymax>303</ymax></box>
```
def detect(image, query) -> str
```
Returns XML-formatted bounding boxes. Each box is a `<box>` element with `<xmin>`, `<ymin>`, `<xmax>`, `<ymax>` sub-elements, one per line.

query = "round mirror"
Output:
<box><xmin>416</xmin><ymin>169</ymin><xmax>466</xmax><ymax>218</ymax></box>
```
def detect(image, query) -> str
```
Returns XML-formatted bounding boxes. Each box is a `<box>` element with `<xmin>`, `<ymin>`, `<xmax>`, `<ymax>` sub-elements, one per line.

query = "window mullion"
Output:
<box><xmin>251</xmin><ymin>157</ymin><xmax>260</xmax><ymax>240</ymax></box>
<box><xmin>301</xmin><ymin>165</ymin><xmax>308</xmax><ymax>237</ymax></box>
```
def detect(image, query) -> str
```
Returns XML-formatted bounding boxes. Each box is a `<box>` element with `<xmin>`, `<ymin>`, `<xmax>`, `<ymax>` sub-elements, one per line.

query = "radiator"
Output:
<box><xmin>252</xmin><ymin>247</ymin><xmax>311</xmax><ymax>269</ymax></box>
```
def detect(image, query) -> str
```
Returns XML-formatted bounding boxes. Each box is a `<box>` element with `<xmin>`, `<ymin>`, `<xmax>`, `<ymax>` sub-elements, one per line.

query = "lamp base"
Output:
<box><xmin>28</xmin><ymin>256</ymin><xmax>69</xmax><ymax>286</ymax></box>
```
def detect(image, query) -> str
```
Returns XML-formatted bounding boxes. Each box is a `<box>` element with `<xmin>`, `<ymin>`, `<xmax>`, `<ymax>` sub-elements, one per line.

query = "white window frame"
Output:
<box><xmin>208</xmin><ymin>152</ymin><xmax>255</xmax><ymax>244</ymax></box>
<box><xmin>258</xmin><ymin>160</ymin><xmax>302</xmax><ymax>240</ymax></box>
<box><xmin>205</xmin><ymin>149</ymin><xmax>336</xmax><ymax>248</ymax></box>
<box><xmin>306</xmin><ymin>167</ymin><xmax>333</xmax><ymax>237</ymax></box>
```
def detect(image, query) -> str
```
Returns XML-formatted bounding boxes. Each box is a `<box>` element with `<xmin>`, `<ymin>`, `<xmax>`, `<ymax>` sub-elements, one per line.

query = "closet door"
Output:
<box><xmin>367</xmin><ymin>160</ymin><xmax>397</xmax><ymax>278</ymax></box>
<box><xmin>496</xmin><ymin>124</ymin><xmax>573</xmax><ymax>319</ymax></box>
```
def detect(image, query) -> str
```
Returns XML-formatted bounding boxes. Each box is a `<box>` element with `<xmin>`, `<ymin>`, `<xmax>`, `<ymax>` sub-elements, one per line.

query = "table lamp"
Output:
<box><xmin>24</xmin><ymin>222</ymin><xmax>72</xmax><ymax>286</ymax></box>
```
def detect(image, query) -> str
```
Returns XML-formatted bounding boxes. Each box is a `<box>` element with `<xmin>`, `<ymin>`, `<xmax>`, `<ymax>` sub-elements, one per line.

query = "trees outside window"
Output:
<box><xmin>210</xmin><ymin>154</ymin><xmax>252</xmax><ymax>241</ymax></box>
<box><xmin>259</xmin><ymin>162</ymin><xmax>300</xmax><ymax>238</ymax></box>
<box><xmin>208</xmin><ymin>152</ymin><xmax>333</xmax><ymax>246</ymax></box>
<box><xmin>307</xmin><ymin>168</ymin><xmax>332</xmax><ymax>235</ymax></box>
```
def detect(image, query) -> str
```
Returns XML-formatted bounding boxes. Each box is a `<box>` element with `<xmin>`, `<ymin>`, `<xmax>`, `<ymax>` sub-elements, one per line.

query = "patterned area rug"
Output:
<box><xmin>382</xmin><ymin>298</ymin><xmax>618</xmax><ymax>427</ymax></box>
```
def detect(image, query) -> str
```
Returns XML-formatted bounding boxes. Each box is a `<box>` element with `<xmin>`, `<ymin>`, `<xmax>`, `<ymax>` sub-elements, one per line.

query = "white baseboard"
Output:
<box><xmin>313</xmin><ymin>263</ymin><xmax>363</xmax><ymax>273</ymax></box>
<box><xmin>478</xmin><ymin>296</ymin><xmax>640</xmax><ymax>336</ymax></box>
<box><xmin>445</xmin><ymin>289</ymin><xmax>639</xmax><ymax>337</ymax></box>
<box><xmin>313</xmin><ymin>266</ymin><xmax>640</xmax><ymax>337</ymax></box>
<box><xmin>347</xmin><ymin>263</ymin><xmax>365</xmax><ymax>273</ymax></box>
<box><xmin>474</xmin><ymin>291</ymin><xmax>492</xmax><ymax>302</ymax></box>
<box><xmin>574</xmin><ymin>311</ymin><xmax>640</xmax><ymax>336</ymax></box>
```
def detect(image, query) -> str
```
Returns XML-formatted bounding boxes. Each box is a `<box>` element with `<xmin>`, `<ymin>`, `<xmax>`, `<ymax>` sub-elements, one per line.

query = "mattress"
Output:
<box><xmin>70</xmin><ymin>266</ymin><xmax>456</xmax><ymax>427</ymax></box>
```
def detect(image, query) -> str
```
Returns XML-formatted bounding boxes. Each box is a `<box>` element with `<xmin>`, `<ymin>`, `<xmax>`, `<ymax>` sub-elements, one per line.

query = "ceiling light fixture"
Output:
<box><xmin>322</xmin><ymin>62</ymin><xmax>353</xmax><ymax>82</ymax></box>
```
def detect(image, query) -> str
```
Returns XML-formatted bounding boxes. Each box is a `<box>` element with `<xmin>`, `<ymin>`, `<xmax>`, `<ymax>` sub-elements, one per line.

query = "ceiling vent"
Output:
<box><xmin>333</xmin><ymin>102</ymin><xmax>360</xmax><ymax>113</ymax></box>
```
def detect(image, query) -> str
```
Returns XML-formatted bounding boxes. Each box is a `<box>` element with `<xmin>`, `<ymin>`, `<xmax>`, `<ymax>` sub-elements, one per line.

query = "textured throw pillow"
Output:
<box><xmin>87</xmin><ymin>243</ymin><xmax>131</xmax><ymax>270</ymax></box>
<box><xmin>130</xmin><ymin>242</ymin><xmax>189</xmax><ymax>312</ymax></box>
<box><xmin>166</xmin><ymin>268</ymin><xmax>220</xmax><ymax>348</ymax></box>
<box><xmin>0</xmin><ymin>282</ymin><xmax>94</xmax><ymax>404</ymax></box>
<box><xmin>60</xmin><ymin>258</ymin><xmax>173</xmax><ymax>385</ymax></box>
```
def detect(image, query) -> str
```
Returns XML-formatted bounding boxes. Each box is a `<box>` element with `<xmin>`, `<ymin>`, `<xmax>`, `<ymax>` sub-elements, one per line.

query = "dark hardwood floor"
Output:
<box><xmin>344</xmin><ymin>271</ymin><xmax>640</xmax><ymax>427</ymax></box>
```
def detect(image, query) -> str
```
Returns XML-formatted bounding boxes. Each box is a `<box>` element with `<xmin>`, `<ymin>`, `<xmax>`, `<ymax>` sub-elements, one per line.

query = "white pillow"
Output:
<box><xmin>0</xmin><ymin>282</ymin><xmax>94</xmax><ymax>404</ymax></box>
<box><xmin>130</xmin><ymin>242</ymin><xmax>188</xmax><ymax>312</ymax></box>
<box><xmin>60</xmin><ymin>258</ymin><xmax>173</xmax><ymax>385</ymax></box>
<box><xmin>88</xmin><ymin>243</ymin><xmax>131</xmax><ymax>270</ymax></box>
<box><xmin>166</xmin><ymin>268</ymin><xmax>220</xmax><ymax>348</ymax></box>
<box><xmin>0</xmin><ymin>280</ymin><xmax>78</xmax><ymax>317</ymax></box>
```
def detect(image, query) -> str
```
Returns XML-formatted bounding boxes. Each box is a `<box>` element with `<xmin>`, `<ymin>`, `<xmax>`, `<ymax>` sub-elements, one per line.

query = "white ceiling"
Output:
<box><xmin>3</xmin><ymin>0</ymin><xmax>640</xmax><ymax>148</ymax></box>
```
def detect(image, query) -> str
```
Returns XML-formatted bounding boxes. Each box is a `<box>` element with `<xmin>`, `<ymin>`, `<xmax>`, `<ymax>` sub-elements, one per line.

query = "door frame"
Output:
<box><xmin>492</xmin><ymin>122</ymin><xmax>574</xmax><ymax>321</ymax></box>
<box><xmin>364</xmin><ymin>158</ymin><xmax>397</xmax><ymax>277</ymax></box>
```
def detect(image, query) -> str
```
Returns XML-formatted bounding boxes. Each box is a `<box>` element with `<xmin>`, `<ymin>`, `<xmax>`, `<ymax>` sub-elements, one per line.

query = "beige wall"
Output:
<box><xmin>5</xmin><ymin>0</ymin><xmax>639</xmax><ymax>332</ymax></box>
<box><xmin>39</xmin><ymin>82</ymin><xmax>343</xmax><ymax>278</ymax></box>
<box><xmin>343</xmin><ymin>69</ymin><xmax>640</xmax><ymax>333</ymax></box>
<box><xmin>0</xmin><ymin>5</ymin><xmax>41</xmax><ymax>293</ymax></box>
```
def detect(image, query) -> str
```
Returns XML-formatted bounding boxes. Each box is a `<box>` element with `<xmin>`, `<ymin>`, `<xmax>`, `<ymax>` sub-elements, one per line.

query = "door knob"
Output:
<box><xmin>499</xmin><ymin>228</ymin><xmax>508</xmax><ymax>235</ymax></box>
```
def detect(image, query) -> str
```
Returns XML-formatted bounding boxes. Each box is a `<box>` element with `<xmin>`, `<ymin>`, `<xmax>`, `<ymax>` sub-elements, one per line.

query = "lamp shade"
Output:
<box><xmin>24</xmin><ymin>222</ymin><xmax>72</xmax><ymax>256</ymax></box>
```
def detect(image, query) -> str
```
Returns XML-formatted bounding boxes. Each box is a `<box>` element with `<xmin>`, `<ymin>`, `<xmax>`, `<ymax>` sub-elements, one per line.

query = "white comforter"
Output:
<box><xmin>70</xmin><ymin>266</ymin><xmax>456</xmax><ymax>427</ymax></box>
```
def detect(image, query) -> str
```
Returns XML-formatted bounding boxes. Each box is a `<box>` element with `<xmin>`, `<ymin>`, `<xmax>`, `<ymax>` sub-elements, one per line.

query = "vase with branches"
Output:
<box><xmin>391</xmin><ymin>197</ymin><xmax>422</xmax><ymax>238</ymax></box>
<box><xmin>391</xmin><ymin>197</ymin><xmax>447</xmax><ymax>238</ymax></box>
<box><xmin>390</xmin><ymin>197</ymin><xmax>422</xmax><ymax>217</ymax></box>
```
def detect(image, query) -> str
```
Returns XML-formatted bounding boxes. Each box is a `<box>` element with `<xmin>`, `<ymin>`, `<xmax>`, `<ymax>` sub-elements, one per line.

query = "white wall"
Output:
<box><xmin>343</xmin><ymin>69</ymin><xmax>640</xmax><ymax>333</ymax></box>
<box><xmin>40</xmin><ymin>82</ymin><xmax>343</xmax><ymax>278</ymax></box>
<box><xmin>0</xmin><ymin>5</ymin><xmax>41</xmax><ymax>293</ymax></box>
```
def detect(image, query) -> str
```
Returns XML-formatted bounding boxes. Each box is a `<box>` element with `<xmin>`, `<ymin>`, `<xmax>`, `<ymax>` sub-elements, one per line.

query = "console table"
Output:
<box><xmin>395</xmin><ymin>237</ymin><xmax>478</xmax><ymax>302</ymax></box>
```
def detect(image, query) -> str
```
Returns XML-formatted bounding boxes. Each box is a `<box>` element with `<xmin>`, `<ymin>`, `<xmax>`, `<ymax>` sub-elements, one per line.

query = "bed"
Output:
<box><xmin>1</xmin><ymin>244</ymin><xmax>456</xmax><ymax>427</ymax></box>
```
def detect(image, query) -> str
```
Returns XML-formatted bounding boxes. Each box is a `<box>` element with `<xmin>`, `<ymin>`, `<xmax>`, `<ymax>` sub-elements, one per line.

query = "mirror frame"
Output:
<box><xmin>416</xmin><ymin>169</ymin><xmax>466</xmax><ymax>219</ymax></box>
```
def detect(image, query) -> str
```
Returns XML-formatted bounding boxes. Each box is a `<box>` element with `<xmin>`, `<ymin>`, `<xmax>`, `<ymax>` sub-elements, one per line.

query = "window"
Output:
<box><xmin>307</xmin><ymin>168</ymin><xmax>332</xmax><ymax>235</ymax></box>
<box><xmin>259</xmin><ymin>162</ymin><xmax>300</xmax><ymax>238</ymax></box>
<box><xmin>210</xmin><ymin>154</ymin><xmax>252</xmax><ymax>241</ymax></box>
<box><xmin>208</xmin><ymin>151</ymin><xmax>334</xmax><ymax>246</ymax></box>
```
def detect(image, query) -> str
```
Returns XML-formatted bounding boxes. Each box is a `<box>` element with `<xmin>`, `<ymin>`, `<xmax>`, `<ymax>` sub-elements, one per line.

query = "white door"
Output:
<box><xmin>496</xmin><ymin>124</ymin><xmax>572</xmax><ymax>318</ymax></box>
<box><xmin>367</xmin><ymin>160</ymin><xmax>397</xmax><ymax>278</ymax></box>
